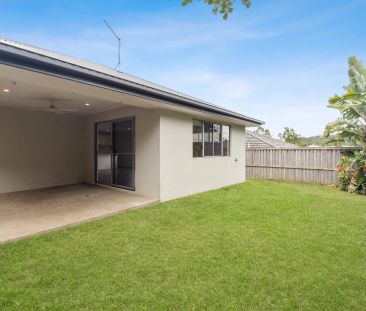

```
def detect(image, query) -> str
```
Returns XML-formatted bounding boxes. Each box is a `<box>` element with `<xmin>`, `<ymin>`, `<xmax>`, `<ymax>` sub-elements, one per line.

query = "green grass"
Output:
<box><xmin>0</xmin><ymin>180</ymin><xmax>365</xmax><ymax>310</ymax></box>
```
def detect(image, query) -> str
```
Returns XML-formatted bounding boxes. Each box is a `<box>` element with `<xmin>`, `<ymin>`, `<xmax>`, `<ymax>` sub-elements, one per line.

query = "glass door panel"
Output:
<box><xmin>113</xmin><ymin>119</ymin><xmax>134</xmax><ymax>154</ymax></box>
<box><xmin>113</xmin><ymin>154</ymin><xmax>134</xmax><ymax>189</ymax></box>
<box><xmin>96</xmin><ymin>155</ymin><xmax>112</xmax><ymax>185</ymax></box>
<box><xmin>96</xmin><ymin>122</ymin><xmax>112</xmax><ymax>185</ymax></box>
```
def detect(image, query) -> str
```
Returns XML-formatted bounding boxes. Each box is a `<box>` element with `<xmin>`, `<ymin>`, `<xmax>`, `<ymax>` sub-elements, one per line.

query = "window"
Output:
<box><xmin>204</xmin><ymin>122</ymin><xmax>213</xmax><ymax>156</ymax></box>
<box><xmin>222</xmin><ymin>125</ymin><xmax>230</xmax><ymax>156</ymax></box>
<box><xmin>193</xmin><ymin>119</ymin><xmax>230</xmax><ymax>157</ymax></box>
<box><xmin>213</xmin><ymin>124</ymin><xmax>222</xmax><ymax>156</ymax></box>
<box><xmin>193</xmin><ymin>120</ymin><xmax>203</xmax><ymax>157</ymax></box>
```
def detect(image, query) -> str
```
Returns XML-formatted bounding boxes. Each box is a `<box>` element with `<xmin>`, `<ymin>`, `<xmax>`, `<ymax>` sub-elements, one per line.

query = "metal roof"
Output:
<box><xmin>0</xmin><ymin>37</ymin><xmax>264</xmax><ymax>125</ymax></box>
<box><xmin>246</xmin><ymin>131</ymin><xmax>299</xmax><ymax>149</ymax></box>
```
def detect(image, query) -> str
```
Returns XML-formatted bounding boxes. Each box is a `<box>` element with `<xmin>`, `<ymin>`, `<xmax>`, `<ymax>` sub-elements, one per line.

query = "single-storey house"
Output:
<box><xmin>246</xmin><ymin>131</ymin><xmax>299</xmax><ymax>149</ymax></box>
<box><xmin>0</xmin><ymin>38</ymin><xmax>263</xmax><ymax>205</ymax></box>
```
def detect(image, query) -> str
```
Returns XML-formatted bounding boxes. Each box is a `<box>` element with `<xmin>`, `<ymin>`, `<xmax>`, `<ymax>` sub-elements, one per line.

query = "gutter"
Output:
<box><xmin>0</xmin><ymin>42</ymin><xmax>263</xmax><ymax>125</ymax></box>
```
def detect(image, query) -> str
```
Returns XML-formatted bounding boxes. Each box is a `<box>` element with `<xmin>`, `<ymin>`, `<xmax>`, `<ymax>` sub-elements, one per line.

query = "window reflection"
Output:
<box><xmin>204</xmin><ymin>122</ymin><xmax>213</xmax><ymax>156</ymax></box>
<box><xmin>213</xmin><ymin>124</ymin><xmax>222</xmax><ymax>156</ymax></box>
<box><xmin>193</xmin><ymin>120</ymin><xmax>203</xmax><ymax>157</ymax></box>
<box><xmin>222</xmin><ymin>125</ymin><xmax>230</xmax><ymax>156</ymax></box>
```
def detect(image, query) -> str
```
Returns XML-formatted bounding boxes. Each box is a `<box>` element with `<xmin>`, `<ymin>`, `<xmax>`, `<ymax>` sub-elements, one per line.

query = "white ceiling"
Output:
<box><xmin>0</xmin><ymin>64</ymin><xmax>157</xmax><ymax>115</ymax></box>
<box><xmin>0</xmin><ymin>78</ymin><xmax>116</xmax><ymax>114</ymax></box>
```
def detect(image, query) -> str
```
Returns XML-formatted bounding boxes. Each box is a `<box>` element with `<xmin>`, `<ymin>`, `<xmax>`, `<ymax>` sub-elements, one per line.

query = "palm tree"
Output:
<box><xmin>324</xmin><ymin>56</ymin><xmax>366</xmax><ymax>151</ymax></box>
<box><xmin>325</xmin><ymin>57</ymin><xmax>366</xmax><ymax>194</ymax></box>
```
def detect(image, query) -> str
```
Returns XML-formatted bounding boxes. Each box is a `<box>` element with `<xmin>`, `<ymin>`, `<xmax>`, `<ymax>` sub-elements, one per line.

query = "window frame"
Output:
<box><xmin>192</xmin><ymin>119</ymin><xmax>230</xmax><ymax>158</ymax></box>
<box><xmin>204</xmin><ymin>121</ymin><xmax>214</xmax><ymax>157</ymax></box>
<box><xmin>222</xmin><ymin>124</ymin><xmax>230</xmax><ymax>157</ymax></box>
<box><xmin>193</xmin><ymin>119</ymin><xmax>204</xmax><ymax>157</ymax></box>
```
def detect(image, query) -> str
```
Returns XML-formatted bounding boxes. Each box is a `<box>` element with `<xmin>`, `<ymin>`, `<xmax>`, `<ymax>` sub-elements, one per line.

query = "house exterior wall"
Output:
<box><xmin>159</xmin><ymin>110</ymin><xmax>246</xmax><ymax>201</ymax></box>
<box><xmin>0</xmin><ymin>105</ymin><xmax>246</xmax><ymax>200</ymax></box>
<box><xmin>0</xmin><ymin>106</ymin><xmax>86</xmax><ymax>193</ymax></box>
<box><xmin>85</xmin><ymin>106</ymin><xmax>160</xmax><ymax>200</ymax></box>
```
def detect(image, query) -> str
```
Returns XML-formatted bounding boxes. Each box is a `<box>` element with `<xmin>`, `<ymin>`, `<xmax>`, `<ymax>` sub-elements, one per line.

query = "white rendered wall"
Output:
<box><xmin>0</xmin><ymin>106</ymin><xmax>86</xmax><ymax>193</ymax></box>
<box><xmin>0</xmin><ymin>104</ymin><xmax>246</xmax><ymax>202</ymax></box>
<box><xmin>159</xmin><ymin>110</ymin><xmax>246</xmax><ymax>201</ymax></box>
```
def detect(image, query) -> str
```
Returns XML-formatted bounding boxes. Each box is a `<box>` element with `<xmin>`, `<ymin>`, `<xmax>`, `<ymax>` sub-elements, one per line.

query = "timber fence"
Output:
<box><xmin>246</xmin><ymin>148</ymin><xmax>359</xmax><ymax>184</ymax></box>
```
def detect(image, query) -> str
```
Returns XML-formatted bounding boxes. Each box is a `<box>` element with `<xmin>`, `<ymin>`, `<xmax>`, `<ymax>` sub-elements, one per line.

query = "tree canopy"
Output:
<box><xmin>182</xmin><ymin>0</ymin><xmax>251</xmax><ymax>19</ymax></box>
<box><xmin>324</xmin><ymin>56</ymin><xmax>366</xmax><ymax>151</ymax></box>
<box><xmin>279</xmin><ymin>127</ymin><xmax>307</xmax><ymax>147</ymax></box>
<box><xmin>254</xmin><ymin>126</ymin><xmax>271</xmax><ymax>137</ymax></box>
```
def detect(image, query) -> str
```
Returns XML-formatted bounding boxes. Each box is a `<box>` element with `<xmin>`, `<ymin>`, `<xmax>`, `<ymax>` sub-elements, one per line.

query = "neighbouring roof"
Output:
<box><xmin>246</xmin><ymin>131</ymin><xmax>299</xmax><ymax>149</ymax></box>
<box><xmin>0</xmin><ymin>37</ymin><xmax>263</xmax><ymax>126</ymax></box>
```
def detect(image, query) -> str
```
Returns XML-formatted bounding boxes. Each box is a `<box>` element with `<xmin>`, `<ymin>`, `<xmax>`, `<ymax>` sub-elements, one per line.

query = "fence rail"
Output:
<box><xmin>246</xmin><ymin>148</ymin><xmax>357</xmax><ymax>185</ymax></box>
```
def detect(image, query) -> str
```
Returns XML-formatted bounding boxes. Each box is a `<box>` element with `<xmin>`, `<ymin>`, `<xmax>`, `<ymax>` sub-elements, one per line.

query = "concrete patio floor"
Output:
<box><xmin>0</xmin><ymin>184</ymin><xmax>158</xmax><ymax>243</ymax></box>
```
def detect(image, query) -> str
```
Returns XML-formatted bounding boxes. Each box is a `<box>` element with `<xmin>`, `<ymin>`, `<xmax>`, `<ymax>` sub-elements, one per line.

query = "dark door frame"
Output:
<box><xmin>94</xmin><ymin>116</ymin><xmax>136</xmax><ymax>191</ymax></box>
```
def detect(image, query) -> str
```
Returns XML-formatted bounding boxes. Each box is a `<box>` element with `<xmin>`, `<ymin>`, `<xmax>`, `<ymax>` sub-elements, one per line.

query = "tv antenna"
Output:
<box><xmin>104</xmin><ymin>19</ymin><xmax>121</xmax><ymax>70</ymax></box>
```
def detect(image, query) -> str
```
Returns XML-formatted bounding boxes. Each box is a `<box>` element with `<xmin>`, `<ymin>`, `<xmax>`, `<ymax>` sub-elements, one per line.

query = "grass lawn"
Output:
<box><xmin>0</xmin><ymin>180</ymin><xmax>365</xmax><ymax>310</ymax></box>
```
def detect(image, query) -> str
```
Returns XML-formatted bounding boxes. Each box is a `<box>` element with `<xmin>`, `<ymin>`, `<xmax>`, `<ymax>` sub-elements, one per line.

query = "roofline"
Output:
<box><xmin>246</xmin><ymin>131</ymin><xmax>299</xmax><ymax>148</ymax></box>
<box><xmin>0</xmin><ymin>42</ymin><xmax>264</xmax><ymax>126</ymax></box>
<box><xmin>246</xmin><ymin>131</ymin><xmax>278</xmax><ymax>148</ymax></box>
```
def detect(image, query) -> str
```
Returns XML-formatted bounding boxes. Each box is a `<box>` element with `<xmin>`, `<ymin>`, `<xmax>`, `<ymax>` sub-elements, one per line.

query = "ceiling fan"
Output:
<box><xmin>29</xmin><ymin>99</ymin><xmax>79</xmax><ymax>115</ymax></box>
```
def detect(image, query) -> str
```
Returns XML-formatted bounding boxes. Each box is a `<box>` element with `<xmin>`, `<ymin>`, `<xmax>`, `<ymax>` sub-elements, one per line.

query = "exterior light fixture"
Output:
<box><xmin>85</xmin><ymin>102</ymin><xmax>90</xmax><ymax>106</ymax></box>
<box><xmin>3</xmin><ymin>89</ymin><xmax>10</xmax><ymax>93</ymax></box>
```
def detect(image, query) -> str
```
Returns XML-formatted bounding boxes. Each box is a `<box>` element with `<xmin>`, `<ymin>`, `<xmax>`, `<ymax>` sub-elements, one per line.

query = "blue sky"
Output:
<box><xmin>1</xmin><ymin>0</ymin><xmax>366</xmax><ymax>136</ymax></box>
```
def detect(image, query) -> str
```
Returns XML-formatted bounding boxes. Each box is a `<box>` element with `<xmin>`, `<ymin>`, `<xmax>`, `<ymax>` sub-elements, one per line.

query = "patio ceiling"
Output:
<box><xmin>0</xmin><ymin>64</ymin><xmax>160</xmax><ymax>116</ymax></box>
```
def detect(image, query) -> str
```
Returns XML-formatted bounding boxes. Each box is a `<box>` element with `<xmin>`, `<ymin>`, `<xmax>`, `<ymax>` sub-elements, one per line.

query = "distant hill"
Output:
<box><xmin>301</xmin><ymin>135</ymin><xmax>328</xmax><ymax>146</ymax></box>
<box><xmin>301</xmin><ymin>135</ymin><xmax>359</xmax><ymax>147</ymax></box>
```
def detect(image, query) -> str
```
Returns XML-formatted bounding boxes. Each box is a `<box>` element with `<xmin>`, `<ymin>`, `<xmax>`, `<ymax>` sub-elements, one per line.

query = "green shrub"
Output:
<box><xmin>336</xmin><ymin>151</ymin><xmax>366</xmax><ymax>194</ymax></box>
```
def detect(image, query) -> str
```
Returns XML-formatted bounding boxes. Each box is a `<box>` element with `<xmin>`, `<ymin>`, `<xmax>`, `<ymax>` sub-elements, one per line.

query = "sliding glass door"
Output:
<box><xmin>96</xmin><ymin>117</ymin><xmax>135</xmax><ymax>190</ymax></box>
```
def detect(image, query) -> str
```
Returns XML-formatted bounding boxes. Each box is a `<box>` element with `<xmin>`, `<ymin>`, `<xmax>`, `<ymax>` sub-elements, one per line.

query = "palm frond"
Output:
<box><xmin>325</xmin><ymin>57</ymin><xmax>366</xmax><ymax>148</ymax></box>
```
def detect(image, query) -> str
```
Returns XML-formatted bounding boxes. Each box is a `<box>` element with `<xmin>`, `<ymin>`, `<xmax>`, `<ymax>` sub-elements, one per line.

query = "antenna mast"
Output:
<box><xmin>104</xmin><ymin>19</ymin><xmax>121</xmax><ymax>70</ymax></box>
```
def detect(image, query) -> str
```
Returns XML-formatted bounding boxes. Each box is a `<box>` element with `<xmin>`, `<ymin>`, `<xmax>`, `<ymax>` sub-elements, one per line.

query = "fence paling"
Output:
<box><xmin>245</xmin><ymin>148</ymin><xmax>351</xmax><ymax>184</ymax></box>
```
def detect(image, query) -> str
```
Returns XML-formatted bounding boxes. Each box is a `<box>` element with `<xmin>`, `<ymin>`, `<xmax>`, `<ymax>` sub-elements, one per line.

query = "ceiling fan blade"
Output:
<box><xmin>25</xmin><ymin>106</ymin><xmax>63</xmax><ymax>114</ymax></box>
<box><xmin>59</xmin><ymin>108</ymin><xmax>79</xmax><ymax>112</ymax></box>
<box><xmin>17</xmin><ymin>96</ymin><xmax>76</xmax><ymax>102</ymax></box>
<box><xmin>18</xmin><ymin>103</ymin><xmax>78</xmax><ymax>114</ymax></box>
<box><xmin>27</xmin><ymin>107</ymin><xmax>49</xmax><ymax>111</ymax></box>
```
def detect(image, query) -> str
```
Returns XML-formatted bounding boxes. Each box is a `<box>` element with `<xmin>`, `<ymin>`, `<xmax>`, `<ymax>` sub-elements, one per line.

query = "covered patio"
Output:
<box><xmin>0</xmin><ymin>41</ymin><xmax>164</xmax><ymax>243</ymax></box>
<box><xmin>0</xmin><ymin>184</ymin><xmax>158</xmax><ymax>243</ymax></box>
<box><xmin>0</xmin><ymin>68</ymin><xmax>162</xmax><ymax>243</ymax></box>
